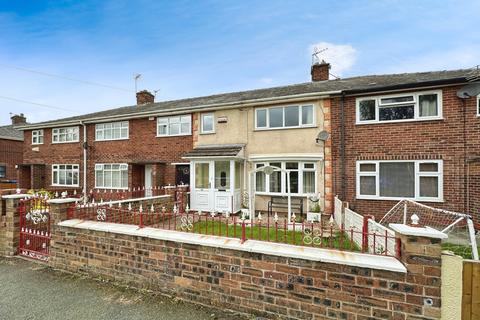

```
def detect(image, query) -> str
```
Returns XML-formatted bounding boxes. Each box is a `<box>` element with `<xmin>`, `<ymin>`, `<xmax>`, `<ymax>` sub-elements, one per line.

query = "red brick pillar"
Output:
<box><xmin>1</xmin><ymin>194</ymin><xmax>29</xmax><ymax>256</ymax></box>
<box><xmin>390</xmin><ymin>223</ymin><xmax>445</xmax><ymax>319</ymax></box>
<box><xmin>48</xmin><ymin>198</ymin><xmax>79</xmax><ymax>267</ymax></box>
<box><xmin>163</xmin><ymin>185</ymin><xmax>176</xmax><ymax>212</ymax></box>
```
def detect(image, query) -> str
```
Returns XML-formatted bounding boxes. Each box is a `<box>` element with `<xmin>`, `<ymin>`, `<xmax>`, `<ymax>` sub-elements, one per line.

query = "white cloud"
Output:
<box><xmin>309</xmin><ymin>42</ymin><xmax>357</xmax><ymax>77</ymax></box>
<box><xmin>259</xmin><ymin>77</ymin><xmax>273</xmax><ymax>85</ymax></box>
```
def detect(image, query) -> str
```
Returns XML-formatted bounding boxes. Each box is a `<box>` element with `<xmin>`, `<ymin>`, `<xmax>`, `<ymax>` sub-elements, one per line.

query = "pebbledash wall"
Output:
<box><xmin>331</xmin><ymin>86</ymin><xmax>480</xmax><ymax>222</ymax></box>
<box><xmin>43</xmin><ymin>200</ymin><xmax>445</xmax><ymax>320</ymax></box>
<box><xmin>21</xmin><ymin>115</ymin><xmax>194</xmax><ymax>191</ymax></box>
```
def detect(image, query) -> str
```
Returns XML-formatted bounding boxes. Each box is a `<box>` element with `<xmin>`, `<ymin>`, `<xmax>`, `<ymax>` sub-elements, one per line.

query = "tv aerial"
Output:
<box><xmin>312</xmin><ymin>47</ymin><xmax>328</xmax><ymax>65</ymax></box>
<box><xmin>133</xmin><ymin>73</ymin><xmax>142</xmax><ymax>93</ymax></box>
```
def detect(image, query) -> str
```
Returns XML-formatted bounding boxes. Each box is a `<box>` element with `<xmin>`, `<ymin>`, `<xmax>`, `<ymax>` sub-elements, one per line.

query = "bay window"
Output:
<box><xmin>256</xmin><ymin>104</ymin><xmax>315</xmax><ymax>129</ymax></box>
<box><xmin>95</xmin><ymin>164</ymin><xmax>128</xmax><ymax>189</ymax></box>
<box><xmin>52</xmin><ymin>164</ymin><xmax>79</xmax><ymax>187</ymax></box>
<box><xmin>254</xmin><ymin>161</ymin><xmax>317</xmax><ymax>195</ymax></box>
<box><xmin>356</xmin><ymin>90</ymin><xmax>442</xmax><ymax>124</ymax></box>
<box><xmin>356</xmin><ymin>160</ymin><xmax>443</xmax><ymax>201</ymax></box>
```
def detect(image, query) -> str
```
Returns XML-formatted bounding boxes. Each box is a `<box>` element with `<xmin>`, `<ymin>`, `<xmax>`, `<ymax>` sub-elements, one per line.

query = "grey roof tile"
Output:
<box><xmin>21</xmin><ymin>68</ymin><xmax>475</xmax><ymax>128</ymax></box>
<box><xmin>0</xmin><ymin>125</ymin><xmax>24</xmax><ymax>141</ymax></box>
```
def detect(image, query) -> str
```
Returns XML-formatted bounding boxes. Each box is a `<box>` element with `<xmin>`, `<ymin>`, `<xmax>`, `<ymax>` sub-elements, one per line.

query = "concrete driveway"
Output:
<box><xmin>0</xmin><ymin>257</ymin><xmax>246</xmax><ymax>320</ymax></box>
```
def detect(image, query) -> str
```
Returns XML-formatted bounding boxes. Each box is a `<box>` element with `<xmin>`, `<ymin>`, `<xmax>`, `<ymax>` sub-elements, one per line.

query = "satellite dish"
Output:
<box><xmin>457</xmin><ymin>82</ymin><xmax>480</xmax><ymax>99</ymax></box>
<box><xmin>316</xmin><ymin>130</ymin><xmax>330</xmax><ymax>143</ymax></box>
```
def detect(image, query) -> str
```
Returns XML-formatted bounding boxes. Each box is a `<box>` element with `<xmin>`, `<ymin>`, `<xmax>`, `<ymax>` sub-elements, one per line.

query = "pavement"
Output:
<box><xmin>0</xmin><ymin>257</ymin><xmax>247</xmax><ymax>320</ymax></box>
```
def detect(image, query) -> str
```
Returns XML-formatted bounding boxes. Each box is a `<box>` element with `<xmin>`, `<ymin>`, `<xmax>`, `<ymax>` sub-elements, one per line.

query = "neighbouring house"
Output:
<box><xmin>16</xmin><ymin>63</ymin><xmax>480</xmax><ymax>224</ymax></box>
<box><xmin>329</xmin><ymin>70</ymin><xmax>480</xmax><ymax>226</ymax></box>
<box><xmin>0</xmin><ymin>114</ymin><xmax>25</xmax><ymax>186</ymax></box>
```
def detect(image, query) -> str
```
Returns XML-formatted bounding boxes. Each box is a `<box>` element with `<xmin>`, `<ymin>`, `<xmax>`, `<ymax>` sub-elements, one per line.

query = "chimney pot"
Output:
<box><xmin>136</xmin><ymin>90</ymin><xmax>155</xmax><ymax>105</ymax></box>
<box><xmin>311</xmin><ymin>61</ymin><xmax>330</xmax><ymax>82</ymax></box>
<box><xmin>11</xmin><ymin>113</ymin><xmax>27</xmax><ymax>125</ymax></box>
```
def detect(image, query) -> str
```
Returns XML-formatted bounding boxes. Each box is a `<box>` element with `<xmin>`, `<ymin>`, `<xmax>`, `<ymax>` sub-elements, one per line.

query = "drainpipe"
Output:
<box><xmin>80</xmin><ymin>121</ymin><xmax>87</xmax><ymax>203</ymax></box>
<box><xmin>340</xmin><ymin>93</ymin><xmax>346</xmax><ymax>200</ymax></box>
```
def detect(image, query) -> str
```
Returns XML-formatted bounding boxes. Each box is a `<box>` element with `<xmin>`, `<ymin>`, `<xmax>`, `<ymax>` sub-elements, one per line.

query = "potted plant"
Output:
<box><xmin>306</xmin><ymin>195</ymin><xmax>322</xmax><ymax>223</ymax></box>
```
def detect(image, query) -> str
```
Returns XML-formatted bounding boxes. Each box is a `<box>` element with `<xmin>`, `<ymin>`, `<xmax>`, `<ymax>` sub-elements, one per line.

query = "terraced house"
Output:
<box><xmin>16</xmin><ymin>63</ymin><xmax>480</xmax><ymax>224</ymax></box>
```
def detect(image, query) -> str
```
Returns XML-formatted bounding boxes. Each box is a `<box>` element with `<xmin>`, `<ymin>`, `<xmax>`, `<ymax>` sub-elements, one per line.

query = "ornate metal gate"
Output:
<box><xmin>18</xmin><ymin>197</ymin><xmax>51</xmax><ymax>262</ymax></box>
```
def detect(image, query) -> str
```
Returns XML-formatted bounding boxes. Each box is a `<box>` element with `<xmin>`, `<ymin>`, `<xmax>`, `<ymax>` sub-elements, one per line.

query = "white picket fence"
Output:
<box><xmin>333</xmin><ymin>195</ymin><xmax>397</xmax><ymax>256</ymax></box>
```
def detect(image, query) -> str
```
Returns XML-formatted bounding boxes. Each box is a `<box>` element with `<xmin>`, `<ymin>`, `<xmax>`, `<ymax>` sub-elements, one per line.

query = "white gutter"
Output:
<box><xmin>16</xmin><ymin>91</ymin><xmax>339</xmax><ymax>130</ymax></box>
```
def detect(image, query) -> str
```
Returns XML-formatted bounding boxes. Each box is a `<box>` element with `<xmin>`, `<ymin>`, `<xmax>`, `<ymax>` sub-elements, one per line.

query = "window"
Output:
<box><xmin>95</xmin><ymin>164</ymin><xmax>128</xmax><ymax>189</ymax></box>
<box><xmin>254</xmin><ymin>161</ymin><xmax>317</xmax><ymax>195</ymax></box>
<box><xmin>95</xmin><ymin>121</ymin><xmax>128</xmax><ymax>141</ymax></box>
<box><xmin>52</xmin><ymin>164</ymin><xmax>79</xmax><ymax>187</ymax></box>
<box><xmin>356</xmin><ymin>91</ymin><xmax>442</xmax><ymax>124</ymax></box>
<box><xmin>32</xmin><ymin>130</ymin><xmax>44</xmax><ymax>145</ymax></box>
<box><xmin>214</xmin><ymin>161</ymin><xmax>230</xmax><ymax>190</ymax></box>
<box><xmin>201</xmin><ymin>113</ymin><xmax>215</xmax><ymax>134</ymax></box>
<box><xmin>0</xmin><ymin>165</ymin><xmax>5</xmax><ymax>178</ymax></box>
<box><xmin>194</xmin><ymin>163</ymin><xmax>209</xmax><ymax>189</ymax></box>
<box><xmin>477</xmin><ymin>95</ymin><xmax>480</xmax><ymax>116</ymax></box>
<box><xmin>356</xmin><ymin>160</ymin><xmax>442</xmax><ymax>201</ymax></box>
<box><xmin>256</xmin><ymin>105</ymin><xmax>315</xmax><ymax>129</ymax></box>
<box><xmin>157</xmin><ymin>115</ymin><xmax>191</xmax><ymax>136</ymax></box>
<box><xmin>52</xmin><ymin>126</ymin><xmax>79</xmax><ymax>143</ymax></box>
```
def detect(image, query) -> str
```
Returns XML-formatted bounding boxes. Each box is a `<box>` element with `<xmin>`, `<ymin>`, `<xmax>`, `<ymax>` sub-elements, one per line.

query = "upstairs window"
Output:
<box><xmin>200</xmin><ymin>113</ymin><xmax>215</xmax><ymax>134</ymax></box>
<box><xmin>157</xmin><ymin>115</ymin><xmax>191</xmax><ymax>136</ymax></box>
<box><xmin>356</xmin><ymin>91</ymin><xmax>442</xmax><ymax>124</ymax></box>
<box><xmin>0</xmin><ymin>165</ymin><xmax>5</xmax><ymax>178</ymax></box>
<box><xmin>256</xmin><ymin>105</ymin><xmax>315</xmax><ymax>129</ymax></box>
<box><xmin>32</xmin><ymin>130</ymin><xmax>44</xmax><ymax>145</ymax></box>
<box><xmin>95</xmin><ymin>121</ymin><xmax>129</xmax><ymax>141</ymax></box>
<box><xmin>52</xmin><ymin>126</ymin><xmax>79</xmax><ymax>143</ymax></box>
<box><xmin>477</xmin><ymin>95</ymin><xmax>480</xmax><ymax>116</ymax></box>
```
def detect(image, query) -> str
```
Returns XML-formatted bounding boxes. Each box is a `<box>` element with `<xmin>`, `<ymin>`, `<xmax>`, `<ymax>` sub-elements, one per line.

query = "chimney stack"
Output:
<box><xmin>11</xmin><ymin>113</ymin><xmax>27</xmax><ymax>125</ymax></box>
<box><xmin>311</xmin><ymin>60</ymin><xmax>330</xmax><ymax>82</ymax></box>
<box><xmin>136</xmin><ymin>90</ymin><xmax>155</xmax><ymax>105</ymax></box>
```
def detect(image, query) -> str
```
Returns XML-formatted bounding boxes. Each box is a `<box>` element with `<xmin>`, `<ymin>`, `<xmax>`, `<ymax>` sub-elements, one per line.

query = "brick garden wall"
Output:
<box><xmin>331</xmin><ymin>86</ymin><xmax>480</xmax><ymax>221</ymax></box>
<box><xmin>22</xmin><ymin>116</ymin><xmax>193</xmax><ymax>191</ymax></box>
<box><xmin>50</xmin><ymin>224</ymin><xmax>443</xmax><ymax>319</ymax></box>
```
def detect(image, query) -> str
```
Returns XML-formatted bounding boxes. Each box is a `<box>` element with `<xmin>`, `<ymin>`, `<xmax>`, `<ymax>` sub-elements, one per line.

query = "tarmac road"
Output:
<box><xmin>0</xmin><ymin>257</ymin><xmax>246</xmax><ymax>320</ymax></box>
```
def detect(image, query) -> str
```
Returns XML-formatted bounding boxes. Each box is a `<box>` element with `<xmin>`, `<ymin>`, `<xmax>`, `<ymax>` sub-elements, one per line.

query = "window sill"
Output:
<box><xmin>52</xmin><ymin>141</ymin><xmax>80</xmax><ymax>144</ymax></box>
<box><xmin>95</xmin><ymin>138</ymin><xmax>129</xmax><ymax>142</ymax></box>
<box><xmin>254</xmin><ymin>125</ymin><xmax>317</xmax><ymax>132</ymax></box>
<box><xmin>199</xmin><ymin>131</ymin><xmax>215</xmax><ymax>135</ymax></box>
<box><xmin>94</xmin><ymin>187</ymin><xmax>129</xmax><ymax>191</ymax></box>
<box><xmin>355</xmin><ymin>117</ymin><xmax>444</xmax><ymax>126</ymax></box>
<box><xmin>156</xmin><ymin>133</ymin><xmax>192</xmax><ymax>138</ymax></box>
<box><xmin>31</xmin><ymin>143</ymin><xmax>44</xmax><ymax>146</ymax></box>
<box><xmin>356</xmin><ymin>196</ymin><xmax>444</xmax><ymax>203</ymax></box>
<box><xmin>51</xmin><ymin>184</ymin><xmax>80</xmax><ymax>188</ymax></box>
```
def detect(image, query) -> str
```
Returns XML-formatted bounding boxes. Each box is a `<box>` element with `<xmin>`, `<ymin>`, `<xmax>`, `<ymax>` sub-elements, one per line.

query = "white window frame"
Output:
<box><xmin>52</xmin><ymin>164</ymin><xmax>80</xmax><ymax>187</ymax></box>
<box><xmin>477</xmin><ymin>94</ymin><xmax>480</xmax><ymax>116</ymax></box>
<box><xmin>156</xmin><ymin>115</ymin><xmax>192</xmax><ymax>137</ymax></box>
<box><xmin>32</xmin><ymin>130</ymin><xmax>44</xmax><ymax>145</ymax></box>
<box><xmin>254</xmin><ymin>161</ymin><xmax>318</xmax><ymax>196</ymax></box>
<box><xmin>94</xmin><ymin>163</ymin><xmax>129</xmax><ymax>190</ymax></box>
<box><xmin>52</xmin><ymin>126</ymin><xmax>80</xmax><ymax>144</ymax></box>
<box><xmin>356</xmin><ymin>160</ymin><xmax>443</xmax><ymax>202</ymax></box>
<box><xmin>255</xmin><ymin>104</ymin><xmax>316</xmax><ymax>130</ymax></box>
<box><xmin>356</xmin><ymin>90</ymin><xmax>443</xmax><ymax>124</ymax></box>
<box><xmin>95</xmin><ymin>121</ymin><xmax>129</xmax><ymax>141</ymax></box>
<box><xmin>200</xmin><ymin>113</ymin><xmax>215</xmax><ymax>134</ymax></box>
<box><xmin>0</xmin><ymin>165</ymin><xmax>6</xmax><ymax>178</ymax></box>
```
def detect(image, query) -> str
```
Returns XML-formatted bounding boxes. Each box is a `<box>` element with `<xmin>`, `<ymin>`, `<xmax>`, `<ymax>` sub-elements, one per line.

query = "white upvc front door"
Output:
<box><xmin>191</xmin><ymin>161</ymin><xmax>214</xmax><ymax>212</ymax></box>
<box><xmin>144</xmin><ymin>164</ymin><xmax>153</xmax><ymax>197</ymax></box>
<box><xmin>190</xmin><ymin>160</ymin><xmax>239</xmax><ymax>213</ymax></box>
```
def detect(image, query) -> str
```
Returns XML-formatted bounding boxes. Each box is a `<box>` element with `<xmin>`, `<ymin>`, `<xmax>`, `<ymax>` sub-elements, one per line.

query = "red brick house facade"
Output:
<box><xmin>19</xmin><ymin>91</ymin><xmax>193</xmax><ymax>192</ymax></box>
<box><xmin>0</xmin><ymin>114</ymin><xmax>25</xmax><ymax>183</ymax></box>
<box><xmin>330</xmin><ymin>81</ymin><xmax>480</xmax><ymax>225</ymax></box>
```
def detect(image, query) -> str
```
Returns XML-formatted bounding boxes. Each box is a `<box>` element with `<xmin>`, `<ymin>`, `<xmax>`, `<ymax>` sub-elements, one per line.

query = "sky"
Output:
<box><xmin>0</xmin><ymin>0</ymin><xmax>479</xmax><ymax>125</ymax></box>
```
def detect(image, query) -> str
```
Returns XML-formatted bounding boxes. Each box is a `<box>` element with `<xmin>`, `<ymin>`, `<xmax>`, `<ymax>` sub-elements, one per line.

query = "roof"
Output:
<box><xmin>183</xmin><ymin>144</ymin><xmax>245</xmax><ymax>158</ymax></box>
<box><xmin>0</xmin><ymin>124</ymin><xmax>24</xmax><ymax>141</ymax></box>
<box><xmin>19</xmin><ymin>68</ymin><xmax>478</xmax><ymax>129</ymax></box>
